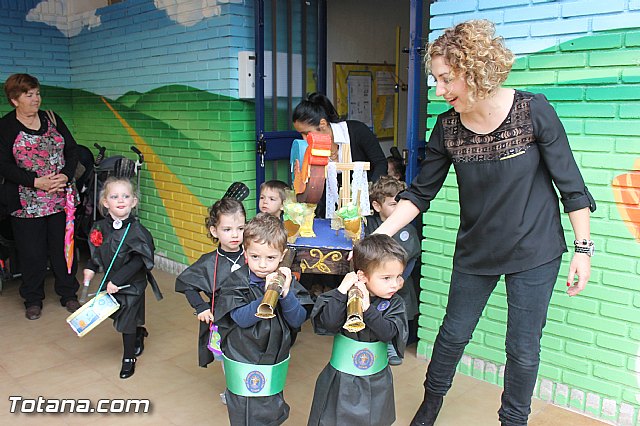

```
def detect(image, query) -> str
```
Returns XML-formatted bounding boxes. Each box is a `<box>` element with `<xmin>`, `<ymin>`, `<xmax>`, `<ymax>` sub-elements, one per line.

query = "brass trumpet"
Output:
<box><xmin>256</xmin><ymin>272</ymin><xmax>285</xmax><ymax>319</ymax></box>
<box><xmin>255</xmin><ymin>248</ymin><xmax>296</xmax><ymax>319</ymax></box>
<box><xmin>343</xmin><ymin>284</ymin><xmax>365</xmax><ymax>332</ymax></box>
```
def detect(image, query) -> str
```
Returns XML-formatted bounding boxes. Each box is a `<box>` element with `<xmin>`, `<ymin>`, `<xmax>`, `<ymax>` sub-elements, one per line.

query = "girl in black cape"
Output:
<box><xmin>307</xmin><ymin>234</ymin><xmax>409</xmax><ymax>426</ymax></box>
<box><xmin>175</xmin><ymin>198</ymin><xmax>247</xmax><ymax>368</ymax></box>
<box><xmin>83</xmin><ymin>177</ymin><xmax>161</xmax><ymax>379</ymax></box>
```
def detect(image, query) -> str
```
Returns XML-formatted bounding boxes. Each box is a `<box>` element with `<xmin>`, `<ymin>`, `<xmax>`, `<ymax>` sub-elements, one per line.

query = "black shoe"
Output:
<box><xmin>410</xmin><ymin>394</ymin><xmax>443</xmax><ymax>426</ymax></box>
<box><xmin>134</xmin><ymin>327</ymin><xmax>148</xmax><ymax>357</ymax></box>
<box><xmin>119</xmin><ymin>358</ymin><xmax>136</xmax><ymax>379</ymax></box>
<box><xmin>25</xmin><ymin>305</ymin><xmax>42</xmax><ymax>320</ymax></box>
<box><xmin>65</xmin><ymin>299</ymin><xmax>81</xmax><ymax>313</ymax></box>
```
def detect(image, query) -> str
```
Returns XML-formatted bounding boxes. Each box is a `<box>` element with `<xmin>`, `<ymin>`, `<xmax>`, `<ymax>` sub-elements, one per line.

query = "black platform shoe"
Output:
<box><xmin>134</xmin><ymin>327</ymin><xmax>148</xmax><ymax>357</ymax></box>
<box><xmin>119</xmin><ymin>358</ymin><xmax>136</xmax><ymax>379</ymax></box>
<box><xmin>410</xmin><ymin>393</ymin><xmax>443</xmax><ymax>426</ymax></box>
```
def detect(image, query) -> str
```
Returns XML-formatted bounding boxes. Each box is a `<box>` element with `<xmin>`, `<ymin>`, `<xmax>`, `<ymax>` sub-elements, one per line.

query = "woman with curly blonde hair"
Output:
<box><xmin>374</xmin><ymin>20</ymin><xmax>595</xmax><ymax>425</ymax></box>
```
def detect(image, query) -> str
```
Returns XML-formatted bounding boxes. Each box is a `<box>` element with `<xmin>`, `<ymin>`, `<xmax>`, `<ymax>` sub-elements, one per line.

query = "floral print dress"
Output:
<box><xmin>11</xmin><ymin>119</ymin><xmax>73</xmax><ymax>218</ymax></box>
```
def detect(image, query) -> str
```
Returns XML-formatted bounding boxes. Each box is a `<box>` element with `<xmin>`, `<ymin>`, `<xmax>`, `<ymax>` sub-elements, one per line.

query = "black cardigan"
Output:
<box><xmin>0</xmin><ymin>109</ymin><xmax>79</xmax><ymax>215</ymax></box>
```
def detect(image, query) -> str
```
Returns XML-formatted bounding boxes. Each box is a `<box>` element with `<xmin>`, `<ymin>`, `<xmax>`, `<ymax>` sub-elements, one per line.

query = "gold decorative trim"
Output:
<box><xmin>300</xmin><ymin>249</ymin><xmax>343</xmax><ymax>274</ymax></box>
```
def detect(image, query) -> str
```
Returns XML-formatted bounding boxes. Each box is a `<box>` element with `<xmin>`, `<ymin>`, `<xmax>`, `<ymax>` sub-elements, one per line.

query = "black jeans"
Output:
<box><xmin>11</xmin><ymin>212</ymin><xmax>79</xmax><ymax>308</ymax></box>
<box><xmin>424</xmin><ymin>256</ymin><xmax>562</xmax><ymax>426</ymax></box>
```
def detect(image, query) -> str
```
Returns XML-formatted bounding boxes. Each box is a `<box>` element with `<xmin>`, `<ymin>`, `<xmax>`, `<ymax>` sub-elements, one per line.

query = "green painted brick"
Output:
<box><xmin>465</xmin><ymin>342</ymin><xmax>505</xmax><ymax>364</ymax></box>
<box><xmin>589</xmin><ymin>49</ymin><xmax>640</xmax><ymax>67</ymax></box>
<box><xmin>567</xmin><ymin>311</ymin><xmax>628</xmax><ymax>336</ymax></box>
<box><xmin>593</xmin><ymin>364</ymin><xmax>639</xmax><ymax>389</ymax></box>
<box><xmin>586</xmin><ymin>119</ymin><xmax>640</xmax><ymax>136</ymax></box>
<box><xmin>555</xmin><ymin>102</ymin><xmax>616</xmax><ymax>118</ymax></box>
<box><xmin>558</xmin><ymin>118</ymin><xmax>583</xmax><ymax>134</ymax></box>
<box><xmin>544</xmin><ymin>322</ymin><xmax>594</xmax><ymax>343</ymax></box>
<box><xmin>529</xmin><ymin>53</ymin><xmax>587</xmax><ymax>69</ymax></box>
<box><xmin>529</xmin><ymin>86</ymin><xmax>585</xmax><ymax>101</ymax></box>
<box><xmin>512</xmin><ymin>56</ymin><xmax>527</xmax><ymax>70</ymax></box>
<box><xmin>600</xmin><ymin>302</ymin><xmax>640</xmax><ymax>323</ymax></box>
<box><xmin>483</xmin><ymin>334</ymin><xmax>505</xmax><ymax>351</ymax></box>
<box><xmin>417</xmin><ymin>340</ymin><xmax>430</xmax><ymax>358</ymax></box>
<box><xmin>560</xmin><ymin>33</ymin><xmax>623</xmax><ymax>51</ymax></box>
<box><xmin>596</xmin><ymin>334</ymin><xmax>640</xmax><ymax>356</ymax></box>
<box><xmin>565</xmin><ymin>342</ymin><xmax>626</xmax><ymax>367</ymax></box>
<box><xmin>626</xmin><ymin>31</ymin><xmax>640</xmax><ymax>46</ymax></box>
<box><xmin>587</xmin><ymin>85</ymin><xmax>640</xmax><ymax>100</ymax></box>
<box><xmin>568</xmin><ymin>136</ymin><xmax>616</xmax><ymax>152</ymax></box>
<box><xmin>618</xmin><ymin>102</ymin><xmax>640</xmax><ymax>118</ymax></box>
<box><xmin>622</xmin><ymin>68</ymin><xmax>640</xmax><ymax>83</ymax></box>
<box><xmin>417</xmin><ymin>327</ymin><xmax>437</xmax><ymax>342</ymax></box>
<box><xmin>546</xmin><ymin>307</ymin><xmax>566</xmax><ymax>322</ymax></box>
<box><xmin>538</xmin><ymin>364</ymin><xmax>562</xmax><ymax>382</ymax></box>
<box><xmin>584</xmin><ymin>286</ymin><xmax>632</xmax><ymax>306</ymax></box>
<box><xmin>543</xmin><ymin>351</ymin><xmax>590</xmax><ymax>375</ymax></box>
<box><xmin>602</xmin><ymin>270</ymin><xmax>640</xmax><ymax>291</ymax></box>
<box><xmin>621</xmin><ymin>388</ymin><xmax>640</xmax><ymax>405</ymax></box>
<box><xmin>417</xmin><ymin>315</ymin><xmax>440</xmax><ymax>331</ymax></box>
<box><xmin>420</xmin><ymin>266</ymin><xmax>442</xmax><ymax>280</ymax></box>
<box><xmin>506</xmin><ymin>70</ymin><xmax>556</xmax><ymax>85</ymax></box>
<box><xmin>540</xmin><ymin>334</ymin><xmax>564</xmax><ymax>351</ymax></box>
<box><xmin>558</xmin><ymin>68</ymin><xmax>619</xmax><ymax>85</ymax></box>
<box><xmin>552</xmin><ymin>294</ymin><xmax>599</xmax><ymax>314</ymax></box>
<box><xmin>615</xmin><ymin>138</ymin><xmax>640</xmax><ymax>154</ymax></box>
<box><xmin>485</xmin><ymin>307</ymin><xmax>506</xmax><ymax>322</ymax></box>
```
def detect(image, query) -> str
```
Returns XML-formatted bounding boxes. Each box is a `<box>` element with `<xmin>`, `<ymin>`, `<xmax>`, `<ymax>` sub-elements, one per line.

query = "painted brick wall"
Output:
<box><xmin>1</xmin><ymin>0</ymin><xmax>257</xmax><ymax>267</ymax></box>
<box><xmin>67</xmin><ymin>0</ymin><xmax>256</xmax><ymax>265</ymax></box>
<box><xmin>0</xmin><ymin>0</ymin><xmax>71</xmax><ymax>116</ymax></box>
<box><xmin>424</xmin><ymin>1</ymin><xmax>640</xmax><ymax>424</ymax></box>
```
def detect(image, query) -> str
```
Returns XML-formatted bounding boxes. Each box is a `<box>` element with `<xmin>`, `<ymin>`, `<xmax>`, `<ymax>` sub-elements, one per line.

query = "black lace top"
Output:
<box><xmin>400</xmin><ymin>90</ymin><xmax>595</xmax><ymax>275</ymax></box>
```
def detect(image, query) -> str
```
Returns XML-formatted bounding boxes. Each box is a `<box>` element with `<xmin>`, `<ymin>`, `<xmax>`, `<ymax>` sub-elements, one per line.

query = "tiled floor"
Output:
<box><xmin>0</xmin><ymin>266</ymin><xmax>608</xmax><ymax>425</ymax></box>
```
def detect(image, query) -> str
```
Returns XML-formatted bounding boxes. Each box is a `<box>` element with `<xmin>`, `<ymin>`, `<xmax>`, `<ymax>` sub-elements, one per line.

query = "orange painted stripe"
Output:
<box><xmin>612</xmin><ymin>169</ymin><xmax>640</xmax><ymax>242</ymax></box>
<box><xmin>101</xmin><ymin>97</ymin><xmax>210</xmax><ymax>263</ymax></box>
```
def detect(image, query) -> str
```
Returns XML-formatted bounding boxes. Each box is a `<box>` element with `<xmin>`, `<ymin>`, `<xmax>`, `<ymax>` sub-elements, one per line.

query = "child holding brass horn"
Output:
<box><xmin>365</xmin><ymin>175</ymin><xmax>421</xmax><ymax>365</ymax></box>
<box><xmin>214</xmin><ymin>213</ymin><xmax>314</xmax><ymax>426</ymax></box>
<box><xmin>308</xmin><ymin>234</ymin><xmax>409</xmax><ymax>426</ymax></box>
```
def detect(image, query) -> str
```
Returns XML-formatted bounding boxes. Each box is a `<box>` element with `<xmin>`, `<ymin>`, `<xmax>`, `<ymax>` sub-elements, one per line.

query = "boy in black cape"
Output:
<box><xmin>214</xmin><ymin>213</ymin><xmax>313</xmax><ymax>426</ymax></box>
<box><xmin>364</xmin><ymin>175</ymin><xmax>421</xmax><ymax>364</ymax></box>
<box><xmin>307</xmin><ymin>234</ymin><xmax>408</xmax><ymax>426</ymax></box>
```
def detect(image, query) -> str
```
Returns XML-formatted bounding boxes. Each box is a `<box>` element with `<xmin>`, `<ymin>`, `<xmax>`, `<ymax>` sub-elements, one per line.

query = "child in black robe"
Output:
<box><xmin>307</xmin><ymin>234</ymin><xmax>409</xmax><ymax>426</ymax></box>
<box><xmin>214</xmin><ymin>213</ymin><xmax>314</xmax><ymax>426</ymax></box>
<box><xmin>83</xmin><ymin>177</ymin><xmax>161</xmax><ymax>379</ymax></box>
<box><xmin>175</xmin><ymin>198</ymin><xmax>247</xmax><ymax>368</ymax></box>
<box><xmin>364</xmin><ymin>175</ymin><xmax>421</xmax><ymax>365</ymax></box>
<box><xmin>175</xmin><ymin>198</ymin><xmax>246</xmax><ymax>405</ymax></box>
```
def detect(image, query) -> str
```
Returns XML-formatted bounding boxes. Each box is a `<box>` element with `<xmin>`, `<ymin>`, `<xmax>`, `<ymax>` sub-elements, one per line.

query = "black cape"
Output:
<box><xmin>175</xmin><ymin>250</ymin><xmax>245</xmax><ymax>367</ymax></box>
<box><xmin>307</xmin><ymin>289</ymin><xmax>408</xmax><ymax>426</ymax></box>
<box><xmin>365</xmin><ymin>214</ymin><xmax>421</xmax><ymax>318</ymax></box>
<box><xmin>215</xmin><ymin>265</ymin><xmax>314</xmax><ymax>426</ymax></box>
<box><xmin>87</xmin><ymin>216</ymin><xmax>158</xmax><ymax>334</ymax></box>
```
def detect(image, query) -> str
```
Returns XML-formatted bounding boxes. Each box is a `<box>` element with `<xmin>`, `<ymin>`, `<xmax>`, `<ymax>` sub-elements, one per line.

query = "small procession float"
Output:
<box><xmin>286</xmin><ymin>132</ymin><xmax>370</xmax><ymax>276</ymax></box>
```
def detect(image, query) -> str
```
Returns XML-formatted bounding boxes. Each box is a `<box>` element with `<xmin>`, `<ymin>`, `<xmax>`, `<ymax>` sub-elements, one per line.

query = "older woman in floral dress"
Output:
<box><xmin>0</xmin><ymin>73</ymin><xmax>80</xmax><ymax>320</ymax></box>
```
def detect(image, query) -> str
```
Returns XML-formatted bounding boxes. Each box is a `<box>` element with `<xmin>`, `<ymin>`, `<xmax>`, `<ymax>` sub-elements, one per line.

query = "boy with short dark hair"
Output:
<box><xmin>307</xmin><ymin>234</ymin><xmax>409</xmax><ymax>426</ymax></box>
<box><xmin>259</xmin><ymin>179</ymin><xmax>289</xmax><ymax>218</ymax></box>
<box><xmin>214</xmin><ymin>212</ymin><xmax>313</xmax><ymax>426</ymax></box>
<box><xmin>365</xmin><ymin>175</ymin><xmax>421</xmax><ymax>365</ymax></box>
